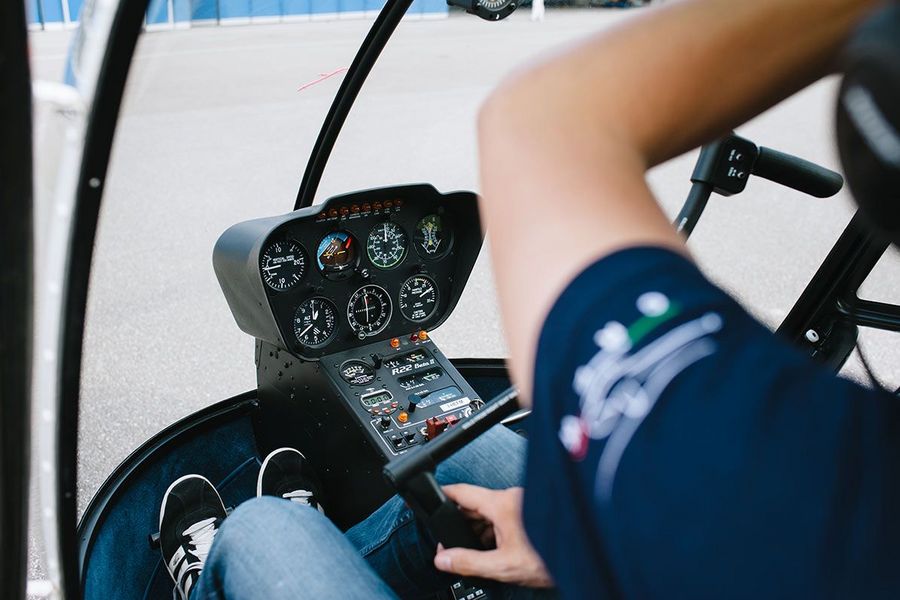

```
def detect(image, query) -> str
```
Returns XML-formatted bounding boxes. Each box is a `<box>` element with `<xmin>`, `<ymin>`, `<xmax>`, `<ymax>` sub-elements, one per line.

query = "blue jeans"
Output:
<box><xmin>192</xmin><ymin>425</ymin><xmax>554</xmax><ymax>600</ymax></box>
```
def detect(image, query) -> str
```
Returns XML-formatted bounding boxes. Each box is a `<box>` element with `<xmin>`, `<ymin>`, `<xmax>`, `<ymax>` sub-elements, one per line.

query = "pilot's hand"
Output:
<box><xmin>433</xmin><ymin>484</ymin><xmax>553</xmax><ymax>589</ymax></box>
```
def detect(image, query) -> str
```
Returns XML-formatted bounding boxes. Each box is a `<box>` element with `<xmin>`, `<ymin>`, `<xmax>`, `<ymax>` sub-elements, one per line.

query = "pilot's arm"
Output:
<box><xmin>478</xmin><ymin>0</ymin><xmax>882</xmax><ymax>403</ymax></box>
<box><xmin>434</xmin><ymin>0</ymin><xmax>899</xmax><ymax>596</ymax></box>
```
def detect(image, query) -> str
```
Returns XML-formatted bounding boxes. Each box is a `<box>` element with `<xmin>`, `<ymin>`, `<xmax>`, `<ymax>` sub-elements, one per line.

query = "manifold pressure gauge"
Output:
<box><xmin>340</xmin><ymin>360</ymin><xmax>376</xmax><ymax>386</ymax></box>
<box><xmin>447</xmin><ymin>0</ymin><xmax>518</xmax><ymax>21</ymax></box>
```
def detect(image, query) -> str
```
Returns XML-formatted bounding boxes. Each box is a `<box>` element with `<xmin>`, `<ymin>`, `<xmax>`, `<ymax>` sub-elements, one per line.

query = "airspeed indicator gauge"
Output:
<box><xmin>367</xmin><ymin>222</ymin><xmax>408</xmax><ymax>269</ymax></box>
<box><xmin>261</xmin><ymin>240</ymin><xmax>307</xmax><ymax>291</ymax></box>
<box><xmin>294</xmin><ymin>298</ymin><xmax>337</xmax><ymax>348</ymax></box>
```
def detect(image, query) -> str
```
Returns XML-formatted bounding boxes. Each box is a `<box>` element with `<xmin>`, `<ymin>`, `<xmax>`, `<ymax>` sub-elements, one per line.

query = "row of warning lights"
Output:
<box><xmin>316</xmin><ymin>199</ymin><xmax>405</xmax><ymax>220</ymax></box>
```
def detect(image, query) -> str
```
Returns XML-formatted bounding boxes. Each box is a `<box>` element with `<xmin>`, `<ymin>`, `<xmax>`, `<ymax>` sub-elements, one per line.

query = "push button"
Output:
<box><xmin>390</xmin><ymin>435</ymin><xmax>405</xmax><ymax>449</ymax></box>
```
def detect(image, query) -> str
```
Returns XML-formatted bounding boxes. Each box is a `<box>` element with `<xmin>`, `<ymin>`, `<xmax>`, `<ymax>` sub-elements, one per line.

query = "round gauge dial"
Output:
<box><xmin>347</xmin><ymin>285</ymin><xmax>392</xmax><ymax>338</ymax></box>
<box><xmin>414</xmin><ymin>214</ymin><xmax>450</xmax><ymax>259</ymax></box>
<box><xmin>339</xmin><ymin>360</ymin><xmax>376</xmax><ymax>386</ymax></box>
<box><xmin>399</xmin><ymin>275</ymin><xmax>439</xmax><ymax>323</ymax></box>
<box><xmin>293</xmin><ymin>297</ymin><xmax>337</xmax><ymax>348</ymax></box>
<box><xmin>366</xmin><ymin>222</ymin><xmax>408</xmax><ymax>270</ymax></box>
<box><xmin>261</xmin><ymin>240</ymin><xmax>307</xmax><ymax>291</ymax></box>
<box><xmin>316</xmin><ymin>231</ymin><xmax>358</xmax><ymax>279</ymax></box>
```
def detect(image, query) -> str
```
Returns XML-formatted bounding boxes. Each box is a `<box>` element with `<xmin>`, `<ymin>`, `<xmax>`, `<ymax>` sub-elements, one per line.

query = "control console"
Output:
<box><xmin>321</xmin><ymin>331</ymin><xmax>483</xmax><ymax>459</ymax></box>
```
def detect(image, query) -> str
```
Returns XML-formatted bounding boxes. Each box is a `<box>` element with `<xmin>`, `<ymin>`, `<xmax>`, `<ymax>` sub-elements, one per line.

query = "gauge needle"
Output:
<box><xmin>299</xmin><ymin>323</ymin><xmax>313</xmax><ymax>337</ymax></box>
<box><xmin>384</xmin><ymin>226</ymin><xmax>388</xmax><ymax>242</ymax></box>
<box><xmin>312</xmin><ymin>305</ymin><xmax>319</xmax><ymax>320</ymax></box>
<box><xmin>263</xmin><ymin>265</ymin><xmax>279</xmax><ymax>271</ymax></box>
<box><xmin>364</xmin><ymin>294</ymin><xmax>370</xmax><ymax>319</ymax></box>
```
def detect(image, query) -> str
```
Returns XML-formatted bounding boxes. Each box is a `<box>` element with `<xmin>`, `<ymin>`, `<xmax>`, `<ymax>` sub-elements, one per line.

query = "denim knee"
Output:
<box><xmin>214</xmin><ymin>496</ymin><xmax>324</xmax><ymax>553</ymax></box>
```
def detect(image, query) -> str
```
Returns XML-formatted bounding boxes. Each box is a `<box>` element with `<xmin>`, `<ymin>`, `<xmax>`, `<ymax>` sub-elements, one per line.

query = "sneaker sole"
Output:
<box><xmin>256</xmin><ymin>447</ymin><xmax>308</xmax><ymax>498</ymax></box>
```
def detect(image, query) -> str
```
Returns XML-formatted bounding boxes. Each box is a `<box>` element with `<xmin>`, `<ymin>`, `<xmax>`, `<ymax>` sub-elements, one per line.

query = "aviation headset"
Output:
<box><xmin>837</xmin><ymin>3</ymin><xmax>900</xmax><ymax>244</ymax></box>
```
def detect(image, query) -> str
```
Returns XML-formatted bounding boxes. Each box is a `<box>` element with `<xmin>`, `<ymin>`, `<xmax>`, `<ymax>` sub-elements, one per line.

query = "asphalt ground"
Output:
<box><xmin>26</xmin><ymin>6</ymin><xmax>900</xmax><ymax>583</ymax></box>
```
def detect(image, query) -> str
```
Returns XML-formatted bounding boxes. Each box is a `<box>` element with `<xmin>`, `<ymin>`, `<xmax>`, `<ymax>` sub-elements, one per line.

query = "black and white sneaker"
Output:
<box><xmin>159</xmin><ymin>474</ymin><xmax>227</xmax><ymax>600</ymax></box>
<box><xmin>257</xmin><ymin>447</ymin><xmax>325</xmax><ymax>513</ymax></box>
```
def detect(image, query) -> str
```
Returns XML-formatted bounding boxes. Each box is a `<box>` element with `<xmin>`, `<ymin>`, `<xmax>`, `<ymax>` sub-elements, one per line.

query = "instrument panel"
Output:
<box><xmin>214</xmin><ymin>185</ymin><xmax>483</xmax><ymax>360</ymax></box>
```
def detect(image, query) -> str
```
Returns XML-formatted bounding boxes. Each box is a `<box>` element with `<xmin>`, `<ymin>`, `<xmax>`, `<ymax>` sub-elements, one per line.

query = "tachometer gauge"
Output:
<box><xmin>339</xmin><ymin>360</ymin><xmax>376</xmax><ymax>386</ymax></box>
<box><xmin>294</xmin><ymin>297</ymin><xmax>337</xmax><ymax>347</ymax></box>
<box><xmin>399</xmin><ymin>275</ymin><xmax>439</xmax><ymax>322</ymax></box>
<box><xmin>316</xmin><ymin>231</ymin><xmax>359</xmax><ymax>279</ymax></box>
<box><xmin>347</xmin><ymin>285</ymin><xmax>392</xmax><ymax>338</ymax></box>
<box><xmin>414</xmin><ymin>214</ymin><xmax>450</xmax><ymax>259</ymax></box>
<box><xmin>366</xmin><ymin>222</ymin><xmax>408</xmax><ymax>269</ymax></box>
<box><xmin>261</xmin><ymin>240</ymin><xmax>307</xmax><ymax>291</ymax></box>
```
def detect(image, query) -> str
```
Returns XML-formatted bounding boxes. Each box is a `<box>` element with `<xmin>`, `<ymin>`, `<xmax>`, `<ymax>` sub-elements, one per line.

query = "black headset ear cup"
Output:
<box><xmin>837</xmin><ymin>4</ymin><xmax>900</xmax><ymax>244</ymax></box>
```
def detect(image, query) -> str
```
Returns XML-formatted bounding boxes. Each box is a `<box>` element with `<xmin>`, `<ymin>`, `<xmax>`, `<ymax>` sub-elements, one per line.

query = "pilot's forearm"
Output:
<box><xmin>485</xmin><ymin>0</ymin><xmax>882</xmax><ymax>169</ymax></box>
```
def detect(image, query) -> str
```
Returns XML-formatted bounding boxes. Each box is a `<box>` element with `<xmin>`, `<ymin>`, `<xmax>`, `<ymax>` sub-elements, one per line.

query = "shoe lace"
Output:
<box><xmin>171</xmin><ymin>517</ymin><xmax>219</xmax><ymax>600</ymax></box>
<box><xmin>184</xmin><ymin>516</ymin><xmax>219</xmax><ymax>563</ymax></box>
<box><xmin>282</xmin><ymin>489</ymin><xmax>314</xmax><ymax>505</ymax></box>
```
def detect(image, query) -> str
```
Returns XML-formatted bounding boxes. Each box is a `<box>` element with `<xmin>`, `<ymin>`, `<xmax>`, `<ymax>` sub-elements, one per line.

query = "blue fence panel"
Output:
<box><xmin>340</xmin><ymin>0</ymin><xmax>365</xmax><ymax>13</ymax></box>
<box><xmin>282</xmin><ymin>0</ymin><xmax>310</xmax><ymax>17</ymax></box>
<box><xmin>364</xmin><ymin>0</ymin><xmax>384</xmax><ymax>11</ymax></box>
<box><xmin>173</xmin><ymin>0</ymin><xmax>192</xmax><ymax>23</ymax></box>
<box><xmin>420</xmin><ymin>0</ymin><xmax>446</xmax><ymax>14</ymax></box>
<box><xmin>191</xmin><ymin>0</ymin><xmax>217</xmax><ymax>20</ymax></box>
<box><xmin>219</xmin><ymin>0</ymin><xmax>252</xmax><ymax>19</ymax></box>
<box><xmin>26</xmin><ymin>0</ymin><xmax>42</xmax><ymax>25</ymax></box>
<box><xmin>251</xmin><ymin>0</ymin><xmax>280</xmax><ymax>17</ymax></box>
<box><xmin>146</xmin><ymin>0</ymin><xmax>169</xmax><ymax>24</ymax></box>
<box><xmin>67</xmin><ymin>0</ymin><xmax>83</xmax><ymax>21</ymax></box>
<box><xmin>310</xmin><ymin>0</ymin><xmax>338</xmax><ymax>15</ymax></box>
<box><xmin>37</xmin><ymin>0</ymin><xmax>64</xmax><ymax>24</ymax></box>
<box><xmin>408</xmin><ymin>0</ymin><xmax>424</xmax><ymax>14</ymax></box>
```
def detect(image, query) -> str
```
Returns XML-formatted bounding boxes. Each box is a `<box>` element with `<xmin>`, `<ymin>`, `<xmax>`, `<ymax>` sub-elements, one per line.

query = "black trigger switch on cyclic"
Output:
<box><xmin>370</xmin><ymin>353</ymin><xmax>383</xmax><ymax>370</ymax></box>
<box><xmin>712</xmin><ymin>135</ymin><xmax>758</xmax><ymax>196</ymax></box>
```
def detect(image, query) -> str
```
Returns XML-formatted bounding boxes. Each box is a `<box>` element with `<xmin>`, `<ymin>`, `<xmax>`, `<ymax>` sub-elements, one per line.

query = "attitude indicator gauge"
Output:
<box><xmin>317</xmin><ymin>231</ymin><xmax>359</xmax><ymax>279</ymax></box>
<box><xmin>261</xmin><ymin>240</ymin><xmax>307</xmax><ymax>291</ymax></box>
<box><xmin>414</xmin><ymin>214</ymin><xmax>450</xmax><ymax>259</ymax></box>
<box><xmin>294</xmin><ymin>297</ymin><xmax>337</xmax><ymax>348</ymax></box>
<box><xmin>399</xmin><ymin>275</ymin><xmax>438</xmax><ymax>323</ymax></box>
<box><xmin>367</xmin><ymin>222</ymin><xmax>408</xmax><ymax>269</ymax></box>
<box><xmin>347</xmin><ymin>285</ymin><xmax>392</xmax><ymax>338</ymax></box>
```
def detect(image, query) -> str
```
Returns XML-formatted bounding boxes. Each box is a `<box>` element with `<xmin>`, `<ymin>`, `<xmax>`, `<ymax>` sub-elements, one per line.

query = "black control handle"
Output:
<box><xmin>383</xmin><ymin>387</ymin><xmax>520</xmax><ymax>490</ymax></box>
<box><xmin>754</xmin><ymin>147</ymin><xmax>845</xmax><ymax>199</ymax></box>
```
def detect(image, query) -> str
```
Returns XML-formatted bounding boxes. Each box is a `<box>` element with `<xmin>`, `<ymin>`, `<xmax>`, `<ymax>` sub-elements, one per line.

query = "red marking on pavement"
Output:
<box><xmin>298</xmin><ymin>67</ymin><xmax>348</xmax><ymax>92</ymax></box>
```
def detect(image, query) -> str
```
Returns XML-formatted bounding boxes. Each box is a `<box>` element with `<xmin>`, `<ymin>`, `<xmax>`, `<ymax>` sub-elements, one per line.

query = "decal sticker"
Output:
<box><xmin>558</xmin><ymin>292</ymin><xmax>722</xmax><ymax>501</ymax></box>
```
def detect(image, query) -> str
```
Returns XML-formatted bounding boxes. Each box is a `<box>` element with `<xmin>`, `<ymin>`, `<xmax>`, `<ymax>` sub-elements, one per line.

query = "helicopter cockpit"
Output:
<box><xmin>6</xmin><ymin>0</ymin><xmax>900</xmax><ymax>599</ymax></box>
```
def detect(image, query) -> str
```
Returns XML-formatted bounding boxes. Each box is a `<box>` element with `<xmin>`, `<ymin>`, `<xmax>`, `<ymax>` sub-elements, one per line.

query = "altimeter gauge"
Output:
<box><xmin>294</xmin><ymin>297</ymin><xmax>337</xmax><ymax>347</ymax></box>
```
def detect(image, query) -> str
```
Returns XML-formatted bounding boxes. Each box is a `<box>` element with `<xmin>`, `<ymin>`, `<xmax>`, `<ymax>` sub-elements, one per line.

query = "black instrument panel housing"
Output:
<box><xmin>214</xmin><ymin>184</ymin><xmax>483</xmax><ymax>359</ymax></box>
